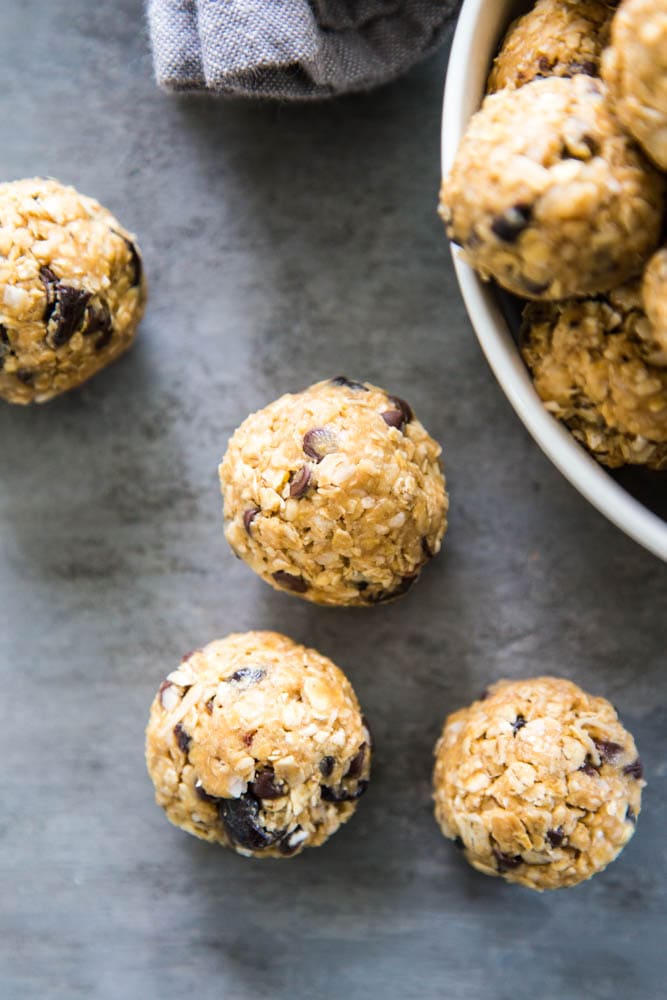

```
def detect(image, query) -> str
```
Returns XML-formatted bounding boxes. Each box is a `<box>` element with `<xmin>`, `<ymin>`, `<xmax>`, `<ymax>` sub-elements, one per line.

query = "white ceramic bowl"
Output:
<box><xmin>442</xmin><ymin>0</ymin><xmax>667</xmax><ymax>561</ymax></box>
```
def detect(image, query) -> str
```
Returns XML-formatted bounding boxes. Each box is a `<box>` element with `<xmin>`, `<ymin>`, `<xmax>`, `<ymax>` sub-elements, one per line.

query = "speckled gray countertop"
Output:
<box><xmin>1</xmin><ymin>3</ymin><xmax>666</xmax><ymax>998</ymax></box>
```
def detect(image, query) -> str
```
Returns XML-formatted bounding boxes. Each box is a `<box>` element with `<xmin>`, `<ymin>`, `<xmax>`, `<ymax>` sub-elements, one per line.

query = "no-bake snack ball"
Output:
<box><xmin>487</xmin><ymin>0</ymin><xmax>615</xmax><ymax>94</ymax></box>
<box><xmin>433</xmin><ymin>677</ymin><xmax>644</xmax><ymax>891</ymax></box>
<box><xmin>0</xmin><ymin>177</ymin><xmax>145</xmax><ymax>404</ymax></box>
<box><xmin>602</xmin><ymin>0</ymin><xmax>667</xmax><ymax>169</ymax></box>
<box><xmin>439</xmin><ymin>76</ymin><xmax>663</xmax><ymax>300</ymax></box>
<box><xmin>219</xmin><ymin>377</ymin><xmax>448</xmax><ymax>607</ymax></box>
<box><xmin>521</xmin><ymin>283</ymin><xmax>667</xmax><ymax>468</ymax></box>
<box><xmin>642</xmin><ymin>247</ymin><xmax>667</xmax><ymax>363</ymax></box>
<box><xmin>146</xmin><ymin>631</ymin><xmax>371</xmax><ymax>858</ymax></box>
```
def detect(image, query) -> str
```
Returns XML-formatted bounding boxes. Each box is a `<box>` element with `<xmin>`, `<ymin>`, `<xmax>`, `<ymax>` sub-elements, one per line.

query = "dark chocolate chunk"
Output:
<box><xmin>40</xmin><ymin>266</ymin><xmax>91</xmax><ymax>347</ymax></box>
<box><xmin>218</xmin><ymin>794</ymin><xmax>277</xmax><ymax>851</ymax></box>
<box><xmin>490</xmin><ymin>203</ymin><xmax>532</xmax><ymax>243</ymax></box>
<box><xmin>227</xmin><ymin>667</ymin><xmax>265</xmax><ymax>685</ymax></box>
<box><xmin>16</xmin><ymin>368</ymin><xmax>33</xmax><ymax>384</ymax></box>
<box><xmin>289</xmin><ymin>465</ymin><xmax>312</xmax><ymax>498</ymax></box>
<box><xmin>366</xmin><ymin>575</ymin><xmax>417</xmax><ymax>604</ymax></box>
<box><xmin>537</xmin><ymin>55</ymin><xmax>553</xmax><ymax>73</ymax></box>
<box><xmin>83</xmin><ymin>303</ymin><xmax>113</xmax><ymax>351</ymax></box>
<box><xmin>355</xmin><ymin>581</ymin><xmax>369</xmax><ymax>591</ymax></box>
<box><xmin>454</xmin><ymin>835</ymin><xmax>465</xmax><ymax>850</ymax></box>
<box><xmin>303</xmin><ymin>427</ymin><xmax>337</xmax><ymax>462</ymax></box>
<box><xmin>623</xmin><ymin>758</ymin><xmax>644</xmax><ymax>780</ymax></box>
<box><xmin>321</xmin><ymin>780</ymin><xmax>368</xmax><ymax>803</ymax></box>
<box><xmin>250</xmin><ymin>766</ymin><xmax>285</xmax><ymax>800</ymax></box>
<box><xmin>579</xmin><ymin>758</ymin><xmax>598</xmax><ymax>777</ymax></box>
<box><xmin>546</xmin><ymin>827</ymin><xmax>565</xmax><ymax>848</ymax></box>
<box><xmin>330</xmin><ymin>376</ymin><xmax>368</xmax><ymax>391</ymax></box>
<box><xmin>381</xmin><ymin>408</ymin><xmax>407</xmax><ymax>431</ymax></box>
<box><xmin>625</xmin><ymin>806</ymin><xmax>637</xmax><ymax>825</ymax></box>
<box><xmin>194</xmin><ymin>779</ymin><xmax>219</xmax><ymax>803</ymax></box>
<box><xmin>593</xmin><ymin>739</ymin><xmax>624</xmax><ymax>764</ymax></box>
<box><xmin>243</xmin><ymin>506</ymin><xmax>260</xmax><ymax>533</ymax></box>
<box><xmin>319</xmin><ymin>755</ymin><xmax>335</xmax><ymax>778</ymax></box>
<box><xmin>421</xmin><ymin>537</ymin><xmax>434</xmax><ymax>560</ymax></box>
<box><xmin>0</xmin><ymin>324</ymin><xmax>9</xmax><ymax>369</ymax></box>
<box><xmin>387</xmin><ymin>394</ymin><xmax>413</xmax><ymax>423</ymax></box>
<box><xmin>345</xmin><ymin>743</ymin><xmax>367</xmax><ymax>779</ymax></box>
<box><xmin>361</xmin><ymin>715</ymin><xmax>374</xmax><ymax>750</ymax></box>
<box><xmin>492</xmin><ymin>848</ymin><xmax>523</xmax><ymax>873</ymax></box>
<box><xmin>511</xmin><ymin>714</ymin><xmax>526</xmax><ymax>735</ymax></box>
<box><xmin>112</xmin><ymin>229</ymin><xmax>143</xmax><ymax>287</ymax></box>
<box><xmin>566</xmin><ymin>59</ymin><xmax>597</xmax><ymax>77</ymax></box>
<box><xmin>173</xmin><ymin>723</ymin><xmax>191</xmax><ymax>753</ymax></box>
<box><xmin>272</xmin><ymin>570</ymin><xmax>309</xmax><ymax>593</ymax></box>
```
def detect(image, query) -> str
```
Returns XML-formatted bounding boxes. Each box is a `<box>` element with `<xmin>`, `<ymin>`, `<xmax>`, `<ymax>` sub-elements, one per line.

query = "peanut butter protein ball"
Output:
<box><xmin>433</xmin><ymin>677</ymin><xmax>644</xmax><ymax>891</ymax></box>
<box><xmin>219</xmin><ymin>377</ymin><xmax>448</xmax><ymax>606</ymax></box>
<box><xmin>146</xmin><ymin>631</ymin><xmax>371</xmax><ymax>858</ymax></box>
<box><xmin>642</xmin><ymin>247</ymin><xmax>667</xmax><ymax>362</ymax></box>
<box><xmin>487</xmin><ymin>0</ymin><xmax>615</xmax><ymax>94</ymax></box>
<box><xmin>0</xmin><ymin>177</ymin><xmax>145</xmax><ymax>403</ymax></box>
<box><xmin>440</xmin><ymin>75</ymin><xmax>663</xmax><ymax>299</ymax></box>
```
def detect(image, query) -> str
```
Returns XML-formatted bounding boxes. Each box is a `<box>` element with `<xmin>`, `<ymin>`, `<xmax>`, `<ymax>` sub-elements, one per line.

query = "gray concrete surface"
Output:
<box><xmin>1</xmin><ymin>2</ymin><xmax>666</xmax><ymax>998</ymax></box>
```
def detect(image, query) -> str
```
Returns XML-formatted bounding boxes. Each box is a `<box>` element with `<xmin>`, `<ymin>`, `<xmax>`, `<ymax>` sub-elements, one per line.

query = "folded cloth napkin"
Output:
<box><xmin>148</xmin><ymin>0</ymin><xmax>461</xmax><ymax>100</ymax></box>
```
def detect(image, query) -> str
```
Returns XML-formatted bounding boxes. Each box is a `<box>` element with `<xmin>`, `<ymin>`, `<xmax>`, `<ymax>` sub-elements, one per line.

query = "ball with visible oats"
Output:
<box><xmin>219</xmin><ymin>377</ymin><xmax>448</xmax><ymax>607</ymax></box>
<box><xmin>440</xmin><ymin>76</ymin><xmax>663</xmax><ymax>300</ymax></box>
<box><xmin>521</xmin><ymin>282</ymin><xmax>667</xmax><ymax>468</ymax></box>
<box><xmin>487</xmin><ymin>0</ymin><xmax>615</xmax><ymax>94</ymax></box>
<box><xmin>602</xmin><ymin>0</ymin><xmax>667</xmax><ymax>169</ymax></box>
<box><xmin>0</xmin><ymin>177</ymin><xmax>146</xmax><ymax>404</ymax></box>
<box><xmin>642</xmin><ymin>247</ymin><xmax>667</xmax><ymax>363</ymax></box>
<box><xmin>433</xmin><ymin>677</ymin><xmax>645</xmax><ymax>891</ymax></box>
<box><xmin>145</xmin><ymin>631</ymin><xmax>371</xmax><ymax>858</ymax></box>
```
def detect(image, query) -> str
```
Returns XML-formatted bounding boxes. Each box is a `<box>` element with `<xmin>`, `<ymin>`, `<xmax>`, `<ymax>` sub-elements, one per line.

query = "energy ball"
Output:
<box><xmin>219</xmin><ymin>377</ymin><xmax>448</xmax><ymax>607</ymax></box>
<box><xmin>145</xmin><ymin>631</ymin><xmax>371</xmax><ymax>858</ymax></box>
<box><xmin>433</xmin><ymin>677</ymin><xmax>644</xmax><ymax>891</ymax></box>
<box><xmin>602</xmin><ymin>0</ymin><xmax>667</xmax><ymax>169</ymax></box>
<box><xmin>642</xmin><ymin>247</ymin><xmax>667</xmax><ymax>362</ymax></box>
<box><xmin>521</xmin><ymin>283</ymin><xmax>667</xmax><ymax>468</ymax></box>
<box><xmin>439</xmin><ymin>75</ymin><xmax>663</xmax><ymax>299</ymax></box>
<box><xmin>0</xmin><ymin>177</ymin><xmax>146</xmax><ymax>404</ymax></box>
<box><xmin>487</xmin><ymin>0</ymin><xmax>615</xmax><ymax>94</ymax></box>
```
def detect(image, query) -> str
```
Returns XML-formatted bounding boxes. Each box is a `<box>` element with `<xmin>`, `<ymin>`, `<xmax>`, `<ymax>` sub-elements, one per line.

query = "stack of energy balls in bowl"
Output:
<box><xmin>440</xmin><ymin>0</ymin><xmax>667</xmax><ymax>470</ymax></box>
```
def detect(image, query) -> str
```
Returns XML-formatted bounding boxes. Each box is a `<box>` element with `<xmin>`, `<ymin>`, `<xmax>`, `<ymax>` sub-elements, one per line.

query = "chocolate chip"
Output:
<box><xmin>381</xmin><ymin>408</ymin><xmax>407</xmax><ymax>431</ymax></box>
<box><xmin>546</xmin><ymin>827</ymin><xmax>565</xmax><ymax>848</ymax></box>
<box><xmin>345</xmin><ymin>743</ymin><xmax>367</xmax><ymax>779</ymax></box>
<box><xmin>278</xmin><ymin>828</ymin><xmax>307</xmax><ymax>855</ymax></box>
<box><xmin>0</xmin><ymin>325</ymin><xmax>10</xmax><ymax>368</ymax></box>
<box><xmin>83</xmin><ymin>303</ymin><xmax>113</xmax><ymax>351</ymax></box>
<box><xmin>626</xmin><ymin>806</ymin><xmax>637</xmax><ymax>825</ymax></box>
<box><xmin>493</xmin><ymin>848</ymin><xmax>522</xmax><ymax>873</ymax></box>
<box><xmin>289</xmin><ymin>465</ymin><xmax>312</xmax><ymax>498</ymax></box>
<box><xmin>387</xmin><ymin>394</ymin><xmax>413</xmax><ymax>423</ymax></box>
<box><xmin>454</xmin><ymin>836</ymin><xmax>465</xmax><ymax>850</ymax></box>
<box><xmin>319</xmin><ymin>756</ymin><xmax>335</xmax><ymax>778</ymax></box>
<box><xmin>272</xmin><ymin>570</ymin><xmax>309</xmax><ymax>593</ymax></box>
<box><xmin>330</xmin><ymin>376</ymin><xmax>368</xmax><ymax>391</ymax></box>
<box><xmin>250</xmin><ymin>766</ymin><xmax>285</xmax><ymax>800</ymax></box>
<box><xmin>566</xmin><ymin>59</ymin><xmax>596</xmax><ymax>77</ymax></box>
<box><xmin>16</xmin><ymin>368</ymin><xmax>33</xmax><ymax>384</ymax></box>
<box><xmin>490</xmin><ymin>204</ymin><xmax>532</xmax><ymax>243</ymax></box>
<box><xmin>218</xmin><ymin>794</ymin><xmax>278</xmax><ymax>851</ymax></box>
<box><xmin>537</xmin><ymin>55</ymin><xmax>553</xmax><ymax>73</ymax></box>
<box><xmin>354</xmin><ymin>581</ymin><xmax>369</xmax><ymax>591</ymax></box>
<box><xmin>366</xmin><ymin>575</ymin><xmax>417</xmax><ymax>604</ymax></box>
<box><xmin>303</xmin><ymin>427</ymin><xmax>337</xmax><ymax>462</ymax></box>
<box><xmin>522</xmin><ymin>277</ymin><xmax>550</xmax><ymax>296</ymax></box>
<box><xmin>593</xmin><ymin>739</ymin><xmax>624</xmax><ymax>764</ymax></box>
<box><xmin>40</xmin><ymin>266</ymin><xmax>91</xmax><ymax>347</ymax></box>
<box><xmin>194</xmin><ymin>779</ymin><xmax>219</xmax><ymax>803</ymax></box>
<box><xmin>421</xmin><ymin>537</ymin><xmax>434</xmax><ymax>560</ymax></box>
<box><xmin>579</xmin><ymin>758</ymin><xmax>598</xmax><ymax>776</ymax></box>
<box><xmin>174</xmin><ymin>723</ymin><xmax>191</xmax><ymax>753</ymax></box>
<box><xmin>479</xmin><ymin>689</ymin><xmax>490</xmax><ymax>701</ymax></box>
<box><xmin>112</xmin><ymin>230</ymin><xmax>143</xmax><ymax>287</ymax></box>
<box><xmin>623</xmin><ymin>758</ymin><xmax>644</xmax><ymax>780</ymax></box>
<box><xmin>227</xmin><ymin>667</ymin><xmax>265</xmax><ymax>686</ymax></box>
<box><xmin>511</xmin><ymin>714</ymin><xmax>526</xmax><ymax>735</ymax></box>
<box><xmin>243</xmin><ymin>506</ymin><xmax>260</xmax><ymax>533</ymax></box>
<box><xmin>242</xmin><ymin>732</ymin><xmax>254</xmax><ymax>746</ymax></box>
<box><xmin>321</xmin><ymin>780</ymin><xmax>368</xmax><ymax>803</ymax></box>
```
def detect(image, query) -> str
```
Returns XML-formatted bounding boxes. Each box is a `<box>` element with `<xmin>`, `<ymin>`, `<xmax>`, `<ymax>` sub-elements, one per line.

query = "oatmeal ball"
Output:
<box><xmin>439</xmin><ymin>75</ymin><xmax>663</xmax><ymax>299</ymax></box>
<box><xmin>0</xmin><ymin>177</ymin><xmax>146</xmax><ymax>404</ymax></box>
<box><xmin>521</xmin><ymin>283</ymin><xmax>667</xmax><ymax>467</ymax></box>
<box><xmin>487</xmin><ymin>0</ymin><xmax>615</xmax><ymax>94</ymax></box>
<box><xmin>433</xmin><ymin>677</ymin><xmax>644</xmax><ymax>891</ymax></box>
<box><xmin>146</xmin><ymin>631</ymin><xmax>371</xmax><ymax>858</ymax></box>
<box><xmin>602</xmin><ymin>0</ymin><xmax>667</xmax><ymax>169</ymax></box>
<box><xmin>219</xmin><ymin>377</ymin><xmax>448</xmax><ymax>607</ymax></box>
<box><xmin>642</xmin><ymin>247</ymin><xmax>667</xmax><ymax>362</ymax></box>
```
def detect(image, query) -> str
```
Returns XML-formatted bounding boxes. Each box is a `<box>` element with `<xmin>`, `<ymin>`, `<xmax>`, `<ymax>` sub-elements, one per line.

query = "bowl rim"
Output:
<box><xmin>441</xmin><ymin>0</ymin><xmax>667</xmax><ymax>562</ymax></box>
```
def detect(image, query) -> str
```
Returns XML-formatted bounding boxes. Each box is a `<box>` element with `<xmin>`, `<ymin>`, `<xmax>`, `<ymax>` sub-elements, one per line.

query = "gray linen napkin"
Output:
<box><xmin>148</xmin><ymin>0</ymin><xmax>461</xmax><ymax>100</ymax></box>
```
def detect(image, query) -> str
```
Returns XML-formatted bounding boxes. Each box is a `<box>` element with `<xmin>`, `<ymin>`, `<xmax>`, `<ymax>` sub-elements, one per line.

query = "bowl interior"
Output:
<box><xmin>442</xmin><ymin>0</ymin><xmax>667</xmax><ymax>561</ymax></box>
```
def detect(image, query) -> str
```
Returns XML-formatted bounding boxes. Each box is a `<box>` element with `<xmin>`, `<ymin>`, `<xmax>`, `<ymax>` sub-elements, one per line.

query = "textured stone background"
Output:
<box><xmin>1</xmin><ymin>2</ymin><xmax>666</xmax><ymax>998</ymax></box>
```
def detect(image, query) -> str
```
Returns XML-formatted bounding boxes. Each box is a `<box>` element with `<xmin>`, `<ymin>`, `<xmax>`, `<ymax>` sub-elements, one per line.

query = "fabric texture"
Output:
<box><xmin>148</xmin><ymin>0</ymin><xmax>461</xmax><ymax>100</ymax></box>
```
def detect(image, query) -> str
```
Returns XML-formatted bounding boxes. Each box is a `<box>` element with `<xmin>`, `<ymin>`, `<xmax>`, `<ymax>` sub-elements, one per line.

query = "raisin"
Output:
<box><xmin>173</xmin><ymin>723</ymin><xmax>191</xmax><ymax>753</ymax></box>
<box><xmin>218</xmin><ymin>794</ymin><xmax>278</xmax><ymax>851</ymax></box>
<box><xmin>272</xmin><ymin>570</ymin><xmax>309</xmax><ymax>593</ymax></box>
